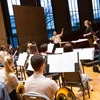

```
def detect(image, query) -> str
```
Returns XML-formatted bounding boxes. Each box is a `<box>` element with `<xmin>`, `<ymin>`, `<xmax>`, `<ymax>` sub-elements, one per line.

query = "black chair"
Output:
<box><xmin>62</xmin><ymin>72</ymin><xmax>90</xmax><ymax>100</ymax></box>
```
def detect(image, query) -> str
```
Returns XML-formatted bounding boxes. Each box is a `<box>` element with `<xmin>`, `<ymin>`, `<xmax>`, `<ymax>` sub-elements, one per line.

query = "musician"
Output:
<box><xmin>0</xmin><ymin>45</ymin><xmax>8</xmax><ymax>67</ymax></box>
<box><xmin>63</xmin><ymin>43</ymin><xmax>92</xmax><ymax>91</ymax></box>
<box><xmin>83</xmin><ymin>20</ymin><xmax>94</xmax><ymax>47</ymax></box>
<box><xmin>0</xmin><ymin>55</ymin><xmax>19</xmax><ymax>100</ymax></box>
<box><xmin>50</xmin><ymin>28</ymin><xmax>64</xmax><ymax>52</ymax></box>
<box><xmin>25</xmin><ymin>54</ymin><xmax>60</xmax><ymax>100</ymax></box>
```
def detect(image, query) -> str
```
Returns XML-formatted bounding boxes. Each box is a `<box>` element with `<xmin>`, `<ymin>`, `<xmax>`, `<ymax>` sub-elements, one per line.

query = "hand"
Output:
<box><xmin>62</xmin><ymin>28</ymin><xmax>64</xmax><ymax>31</ymax></box>
<box><xmin>83</xmin><ymin>34</ymin><xmax>86</xmax><ymax>37</ymax></box>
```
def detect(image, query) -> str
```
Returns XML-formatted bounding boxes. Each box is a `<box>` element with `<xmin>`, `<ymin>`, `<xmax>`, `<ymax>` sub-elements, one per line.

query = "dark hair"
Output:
<box><xmin>31</xmin><ymin>54</ymin><xmax>45</xmax><ymax>71</ymax></box>
<box><xmin>40</xmin><ymin>43</ymin><xmax>47</xmax><ymax>52</ymax></box>
<box><xmin>0</xmin><ymin>45</ymin><xmax>6</xmax><ymax>51</ymax></box>
<box><xmin>63</xmin><ymin>43</ymin><xmax>73</xmax><ymax>52</ymax></box>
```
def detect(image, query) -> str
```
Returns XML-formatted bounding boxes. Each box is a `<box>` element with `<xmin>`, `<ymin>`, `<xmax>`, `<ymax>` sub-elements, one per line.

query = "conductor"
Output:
<box><xmin>50</xmin><ymin>28</ymin><xmax>64</xmax><ymax>52</ymax></box>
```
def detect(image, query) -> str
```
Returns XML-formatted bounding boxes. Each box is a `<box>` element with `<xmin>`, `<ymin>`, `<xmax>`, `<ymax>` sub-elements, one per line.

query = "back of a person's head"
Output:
<box><xmin>31</xmin><ymin>54</ymin><xmax>45</xmax><ymax>71</ymax></box>
<box><xmin>63</xmin><ymin>43</ymin><xmax>73</xmax><ymax>52</ymax></box>
<box><xmin>30</xmin><ymin>45</ymin><xmax>38</xmax><ymax>54</ymax></box>
<box><xmin>0</xmin><ymin>45</ymin><xmax>6</xmax><ymax>51</ymax></box>
<box><xmin>4</xmin><ymin>55</ymin><xmax>13</xmax><ymax>73</ymax></box>
<box><xmin>40</xmin><ymin>43</ymin><xmax>47</xmax><ymax>53</ymax></box>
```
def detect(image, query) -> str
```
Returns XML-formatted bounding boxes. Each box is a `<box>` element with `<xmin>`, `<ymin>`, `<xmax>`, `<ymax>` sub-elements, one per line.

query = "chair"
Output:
<box><xmin>62</xmin><ymin>72</ymin><xmax>90</xmax><ymax>100</ymax></box>
<box><xmin>55</xmin><ymin>87</ymin><xmax>76</xmax><ymax>100</ymax></box>
<box><xmin>22</xmin><ymin>92</ymin><xmax>50</xmax><ymax>100</ymax></box>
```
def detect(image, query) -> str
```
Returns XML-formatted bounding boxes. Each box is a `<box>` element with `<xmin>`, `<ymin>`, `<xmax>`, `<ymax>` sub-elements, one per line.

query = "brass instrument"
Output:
<box><xmin>93</xmin><ymin>30</ymin><xmax>100</xmax><ymax>45</ymax></box>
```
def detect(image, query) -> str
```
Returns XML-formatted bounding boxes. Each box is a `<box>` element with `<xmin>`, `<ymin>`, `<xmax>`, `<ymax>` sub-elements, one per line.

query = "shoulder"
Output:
<box><xmin>9</xmin><ymin>73</ymin><xmax>17</xmax><ymax>78</ymax></box>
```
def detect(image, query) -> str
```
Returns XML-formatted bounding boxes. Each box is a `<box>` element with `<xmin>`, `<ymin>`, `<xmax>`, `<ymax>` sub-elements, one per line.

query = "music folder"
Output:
<box><xmin>47</xmin><ymin>52</ymin><xmax>79</xmax><ymax>73</ymax></box>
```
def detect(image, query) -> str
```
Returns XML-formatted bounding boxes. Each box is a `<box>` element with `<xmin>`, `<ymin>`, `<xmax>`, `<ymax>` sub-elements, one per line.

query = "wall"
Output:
<box><xmin>13</xmin><ymin>5</ymin><xmax>48</xmax><ymax>46</ymax></box>
<box><xmin>0</xmin><ymin>3</ymin><xmax>7</xmax><ymax>46</ymax></box>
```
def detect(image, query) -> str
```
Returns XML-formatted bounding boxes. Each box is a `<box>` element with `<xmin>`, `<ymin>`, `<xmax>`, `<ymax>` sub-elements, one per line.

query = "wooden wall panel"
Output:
<box><xmin>13</xmin><ymin>5</ymin><xmax>48</xmax><ymax>46</ymax></box>
<box><xmin>0</xmin><ymin>3</ymin><xmax>7</xmax><ymax>46</ymax></box>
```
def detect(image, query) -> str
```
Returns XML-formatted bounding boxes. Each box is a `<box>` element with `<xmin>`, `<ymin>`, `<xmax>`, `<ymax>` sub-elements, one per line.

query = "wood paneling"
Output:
<box><xmin>0</xmin><ymin>3</ymin><xmax>7</xmax><ymax>46</ymax></box>
<box><xmin>13</xmin><ymin>5</ymin><xmax>48</xmax><ymax>46</ymax></box>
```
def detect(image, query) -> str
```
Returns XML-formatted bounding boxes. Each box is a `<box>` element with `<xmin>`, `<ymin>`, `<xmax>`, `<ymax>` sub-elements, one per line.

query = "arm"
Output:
<box><xmin>79</xmin><ymin>61</ymin><xmax>83</xmax><ymax>74</ymax></box>
<box><xmin>83</xmin><ymin>27</ymin><xmax>94</xmax><ymax>37</ymax></box>
<box><xmin>59</xmin><ymin>28</ymin><xmax>64</xmax><ymax>37</ymax></box>
<box><xmin>10</xmin><ymin>73</ymin><xmax>19</xmax><ymax>86</ymax></box>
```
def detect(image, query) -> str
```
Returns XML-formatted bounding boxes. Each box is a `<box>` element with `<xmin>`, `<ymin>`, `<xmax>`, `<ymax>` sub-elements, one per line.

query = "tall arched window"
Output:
<box><xmin>68</xmin><ymin>0</ymin><xmax>80</xmax><ymax>31</ymax></box>
<box><xmin>92</xmin><ymin>0</ymin><xmax>100</xmax><ymax>23</ymax></box>
<box><xmin>40</xmin><ymin>0</ymin><xmax>55</xmax><ymax>38</ymax></box>
<box><xmin>7</xmin><ymin>0</ymin><xmax>20</xmax><ymax>48</ymax></box>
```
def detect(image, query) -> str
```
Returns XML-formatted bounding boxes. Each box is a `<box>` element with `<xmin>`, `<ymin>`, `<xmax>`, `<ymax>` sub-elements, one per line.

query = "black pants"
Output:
<box><xmin>9</xmin><ymin>90</ymin><xmax>19</xmax><ymax>100</ymax></box>
<box><xmin>53</xmin><ymin>43</ymin><xmax>60</xmax><ymax>53</ymax></box>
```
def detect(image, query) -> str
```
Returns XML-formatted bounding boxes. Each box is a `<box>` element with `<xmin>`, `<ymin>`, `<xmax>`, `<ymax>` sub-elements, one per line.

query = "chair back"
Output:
<box><xmin>22</xmin><ymin>92</ymin><xmax>50</xmax><ymax>100</ymax></box>
<box><xmin>62</xmin><ymin>72</ymin><xmax>82</xmax><ymax>85</ymax></box>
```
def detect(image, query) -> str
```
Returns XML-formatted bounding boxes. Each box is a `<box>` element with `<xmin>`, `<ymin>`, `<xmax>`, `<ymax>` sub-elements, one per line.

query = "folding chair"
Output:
<box><xmin>62</xmin><ymin>72</ymin><xmax>90</xmax><ymax>100</ymax></box>
<box><xmin>22</xmin><ymin>92</ymin><xmax>50</xmax><ymax>100</ymax></box>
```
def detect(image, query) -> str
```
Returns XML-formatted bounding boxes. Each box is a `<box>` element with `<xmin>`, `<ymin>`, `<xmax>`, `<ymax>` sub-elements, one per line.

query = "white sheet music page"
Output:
<box><xmin>48</xmin><ymin>54</ymin><xmax>62</xmax><ymax>73</ymax></box>
<box><xmin>47</xmin><ymin>43</ymin><xmax>54</xmax><ymax>53</ymax></box>
<box><xmin>61</xmin><ymin>52</ymin><xmax>78</xmax><ymax>72</ymax></box>
<box><xmin>16</xmin><ymin>53</ymin><xmax>28</xmax><ymax>66</ymax></box>
<box><xmin>73</xmin><ymin>47</ymin><xmax>95</xmax><ymax>60</ymax></box>
<box><xmin>27</xmin><ymin>54</ymin><xmax>34</xmax><ymax>71</ymax></box>
<box><xmin>55</xmin><ymin>48</ymin><xmax>63</xmax><ymax>54</ymax></box>
<box><xmin>48</xmin><ymin>52</ymin><xmax>78</xmax><ymax>73</ymax></box>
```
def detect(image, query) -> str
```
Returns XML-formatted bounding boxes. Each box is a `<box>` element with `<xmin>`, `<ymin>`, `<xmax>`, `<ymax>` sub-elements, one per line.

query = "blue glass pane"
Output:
<box><xmin>92</xmin><ymin>0</ymin><xmax>100</xmax><ymax>23</ymax></box>
<box><xmin>40</xmin><ymin>0</ymin><xmax>55</xmax><ymax>38</ymax></box>
<box><xmin>68</xmin><ymin>0</ymin><xmax>80</xmax><ymax>31</ymax></box>
<box><xmin>7</xmin><ymin>0</ymin><xmax>20</xmax><ymax>47</ymax></box>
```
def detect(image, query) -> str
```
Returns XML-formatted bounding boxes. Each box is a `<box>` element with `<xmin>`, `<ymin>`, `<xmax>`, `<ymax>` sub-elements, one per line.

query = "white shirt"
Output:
<box><xmin>0</xmin><ymin>68</ymin><xmax>5</xmax><ymax>84</ymax></box>
<box><xmin>51</xmin><ymin>35</ymin><xmax>61</xmax><ymax>44</ymax></box>
<box><xmin>25</xmin><ymin>73</ymin><xmax>60</xmax><ymax>100</ymax></box>
<box><xmin>5</xmin><ymin>73</ymin><xmax>19</xmax><ymax>94</ymax></box>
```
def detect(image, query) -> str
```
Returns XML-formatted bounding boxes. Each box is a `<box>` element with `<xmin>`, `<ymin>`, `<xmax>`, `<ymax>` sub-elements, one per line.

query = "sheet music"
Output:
<box><xmin>48</xmin><ymin>52</ymin><xmax>78</xmax><ymax>73</ymax></box>
<box><xmin>47</xmin><ymin>43</ymin><xmax>54</xmax><ymax>53</ymax></box>
<box><xmin>71</xmin><ymin>38</ymin><xmax>88</xmax><ymax>43</ymax></box>
<box><xmin>16</xmin><ymin>53</ymin><xmax>28</xmax><ymax>66</ymax></box>
<box><xmin>73</xmin><ymin>48</ymin><xmax>95</xmax><ymax>60</ymax></box>
<box><xmin>54</xmin><ymin>48</ymin><xmax>63</xmax><ymax>54</ymax></box>
<box><xmin>27</xmin><ymin>54</ymin><xmax>34</xmax><ymax>71</ymax></box>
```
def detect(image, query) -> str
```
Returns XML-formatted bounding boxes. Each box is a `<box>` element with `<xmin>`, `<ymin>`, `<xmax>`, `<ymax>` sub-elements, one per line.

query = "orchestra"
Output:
<box><xmin>0</xmin><ymin>26</ymin><xmax>99</xmax><ymax>100</ymax></box>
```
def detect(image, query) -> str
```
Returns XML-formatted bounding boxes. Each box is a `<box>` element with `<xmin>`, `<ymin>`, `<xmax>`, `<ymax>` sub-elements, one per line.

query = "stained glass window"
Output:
<box><xmin>92</xmin><ymin>0</ymin><xmax>100</xmax><ymax>23</ymax></box>
<box><xmin>68</xmin><ymin>0</ymin><xmax>80</xmax><ymax>31</ymax></box>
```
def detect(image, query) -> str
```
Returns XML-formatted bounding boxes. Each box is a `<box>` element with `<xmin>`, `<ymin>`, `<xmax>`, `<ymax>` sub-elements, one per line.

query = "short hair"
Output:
<box><xmin>40</xmin><ymin>43</ymin><xmax>47</xmax><ymax>52</ymax></box>
<box><xmin>0</xmin><ymin>45</ymin><xmax>6</xmax><ymax>51</ymax></box>
<box><xmin>63</xmin><ymin>43</ymin><xmax>73</xmax><ymax>52</ymax></box>
<box><xmin>31</xmin><ymin>54</ymin><xmax>45</xmax><ymax>71</ymax></box>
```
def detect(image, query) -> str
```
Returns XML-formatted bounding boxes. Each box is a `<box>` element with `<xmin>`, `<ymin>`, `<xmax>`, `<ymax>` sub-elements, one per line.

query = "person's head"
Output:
<box><xmin>4</xmin><ymin>56</ymin><xmax>14</xmax><ymax>81</ymax></box>
<box><xmin>27</xmin><ymin>43</ymin><xmax>33</xmax><ymax>49</ymax></box>
<box><xmin>84</xmin><ymin>20</ymin><xmax>92</xmax><ymax>27</ymax></box>
<box><xmin>53</xmin><ymin>31</ymin><xmax>57</xmax><ymax>36</ymax></box>
<box><xmin>0</xmin><ymin>45</ymin><xmax>6</xmax><ymax>51</ymax></box>
<box><xmin>40</xmin><ymin>43</ymin><xmax>47</xmax><ymax>53</ymax></box>
<box><xmin>63</xmin><ymin>43</ymin><xmax>73</xmax><ymax>52</ymax></box>
<box><xmin>31</xmin><ymin>54</ymin><xmax>45</xmax><ymax>72</ymax></box>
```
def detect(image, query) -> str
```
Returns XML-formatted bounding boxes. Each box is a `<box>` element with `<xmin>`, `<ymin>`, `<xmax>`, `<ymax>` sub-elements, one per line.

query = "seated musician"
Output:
<box><xmin>26</xmin><ymin>42</ymin><xmax>39</xmax><ymax>77</ymax></box>
<box><xmin>0</xmin><ymin>55</ymin><xmax>19</xmax><ymax>100</ymax></box>
<box><xmin>40</xmin><ymin>43</ymin><xmax>48</xmax><ymax>55</ymax></box>
<box><xmin>25</xmin><ymin>54</ymin><xmax>60</xmax><ymax>100</ymax></box>
<box><xmin>0</xmin><ymin>45</ymin><xmax>8</xmax><ymax>67</ymax></box>
<box><xmin>63</xmin><ymin>43</ymin><xmax>92</xmax><ymax>91</ymax></box>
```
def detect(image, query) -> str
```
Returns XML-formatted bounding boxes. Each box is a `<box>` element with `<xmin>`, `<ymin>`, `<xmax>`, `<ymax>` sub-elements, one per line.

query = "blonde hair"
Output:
<box><xmin>84</xmin><ymin>20</ymin><xmax>92</xmax><ymax>26</ymax></box>
<box><xmin>4</xmin><ymin>56</ymin><xmax>14</xmax><ymax>83</ymax></box>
